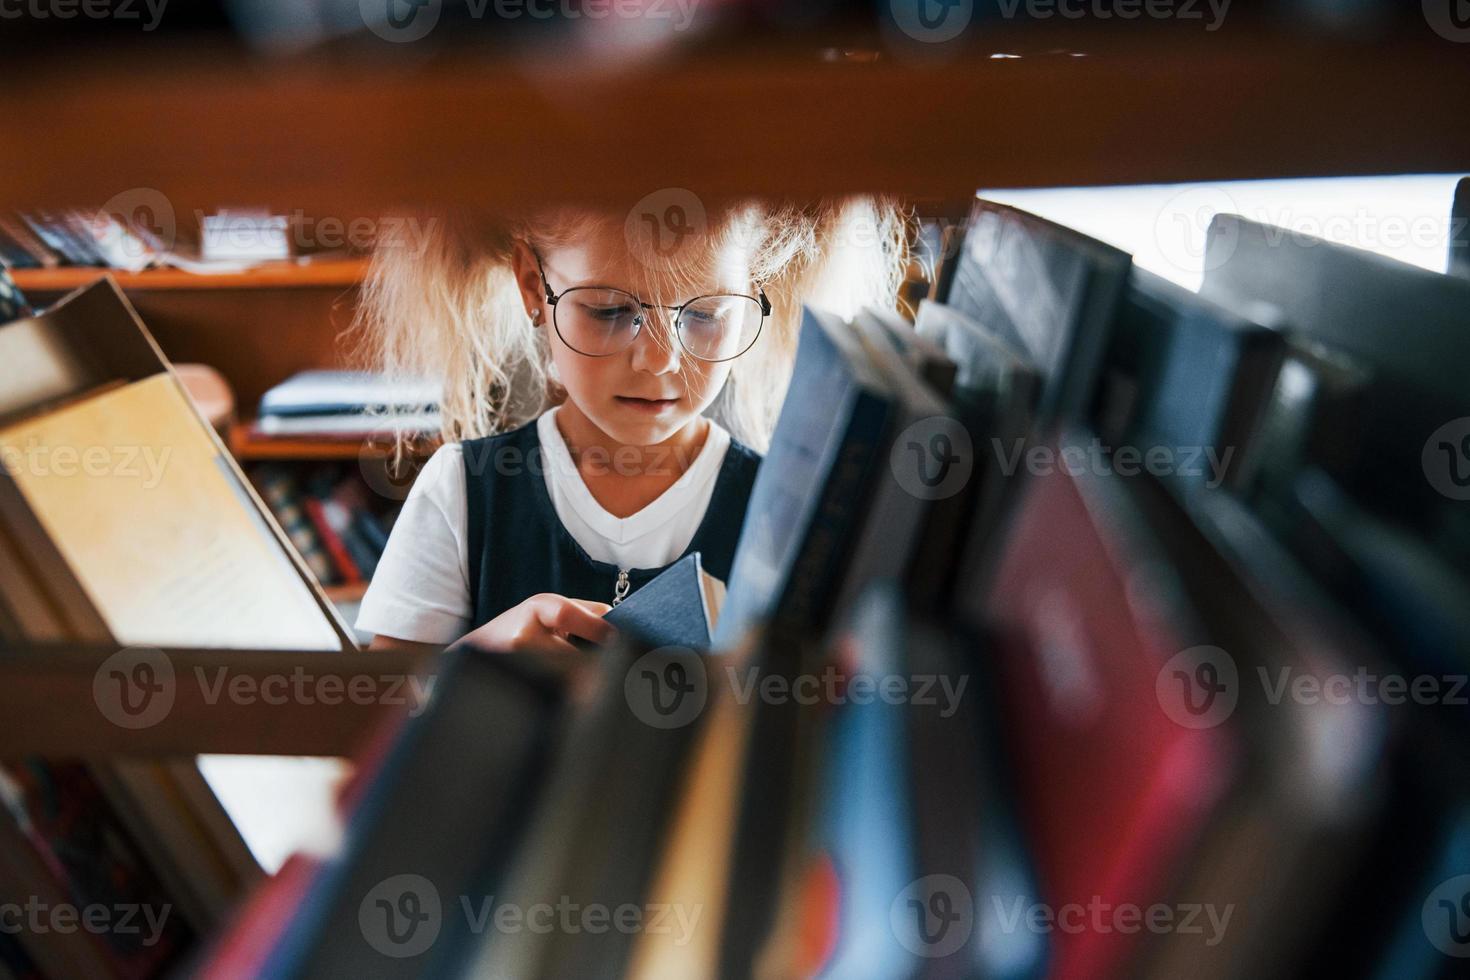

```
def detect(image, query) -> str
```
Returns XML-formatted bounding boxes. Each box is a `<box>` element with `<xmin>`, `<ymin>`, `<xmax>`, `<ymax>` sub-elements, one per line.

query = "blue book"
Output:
<box><xmin>602</xmin><ymin>552</ymin><xmax>722</xmax><ymax>652</ymax></box>
<box><xmin>713</xmin><ymin>306</ymin><xmax>897</xmax><ymax>651</ymax></box>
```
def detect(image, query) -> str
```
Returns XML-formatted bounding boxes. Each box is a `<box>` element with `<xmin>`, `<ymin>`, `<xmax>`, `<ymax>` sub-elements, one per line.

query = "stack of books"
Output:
<box><xmin>199</xmin><ymin>211</ymin><xmax>291</xmax><ymax>264</ymax></box>
<box><xmin>251</xmin><ymin>370</ymin><xmax>441</xmax><ymax>441</ymax></box>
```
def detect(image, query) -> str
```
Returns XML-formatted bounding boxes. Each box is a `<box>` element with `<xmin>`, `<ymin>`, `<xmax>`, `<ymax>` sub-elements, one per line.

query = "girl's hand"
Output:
<box><xmin>456</xmin><ymin>593</ymin><xmax>616</xmax><ymax>655</ymax></box>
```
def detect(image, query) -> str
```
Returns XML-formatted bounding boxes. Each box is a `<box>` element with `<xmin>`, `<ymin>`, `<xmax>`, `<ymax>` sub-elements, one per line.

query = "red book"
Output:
<box><xmin>302</xmin><ymin>496</ymin><xmax>362</xmax><ymax>584</ymax></box>
<box><xmin>984</xmin><ymin>443</ymin><xmax>1235</xmax><ymax>980</ymax></box>
<box><xmin>193</xmin><ymin>854</ymin><xmax>322</xmax><ymax>979</ymax></box>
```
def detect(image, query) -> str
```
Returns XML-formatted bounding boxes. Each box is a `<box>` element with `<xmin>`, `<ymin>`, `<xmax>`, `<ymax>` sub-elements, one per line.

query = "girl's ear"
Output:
<box><xmin>510</xmin><ymin>240</ymin><xmax>547</xmax><ymax>323</ymax></box>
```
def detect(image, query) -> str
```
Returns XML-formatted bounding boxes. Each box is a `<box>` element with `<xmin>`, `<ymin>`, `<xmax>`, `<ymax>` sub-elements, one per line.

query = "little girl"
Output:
<box><xmin>355</xmin><ymin>199</ymin><xmax>905</xmax><ymax>653</ymax></box>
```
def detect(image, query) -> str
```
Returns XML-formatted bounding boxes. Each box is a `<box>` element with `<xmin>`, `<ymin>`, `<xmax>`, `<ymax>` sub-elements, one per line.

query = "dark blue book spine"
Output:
<box><xmin>772</xmin><ymin>390</ymin><xmax>891</xmax><ymax>638</ymax></box>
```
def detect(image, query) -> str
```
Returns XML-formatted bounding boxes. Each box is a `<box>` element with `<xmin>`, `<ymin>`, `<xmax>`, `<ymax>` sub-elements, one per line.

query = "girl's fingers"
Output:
<box><xmin>567</xmin><ymin>599</ymin><xmax>614</xmax><ymax>617</ymax></box>
<box><xmin>537</xmin><ymin>596</ymin><xmax>618</xmax><ymax>646</ymax></box>
<box><xmin>532</xmin><ymin>633</ymin><xmax>583</xmax><ymax>658</ymax></box>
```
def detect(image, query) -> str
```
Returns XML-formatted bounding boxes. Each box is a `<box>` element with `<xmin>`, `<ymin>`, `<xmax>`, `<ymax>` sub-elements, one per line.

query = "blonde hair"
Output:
<box><xmin>351</xmin><ymin>197</ymin><xmax>909</xmax><ymax>453</ymax></box>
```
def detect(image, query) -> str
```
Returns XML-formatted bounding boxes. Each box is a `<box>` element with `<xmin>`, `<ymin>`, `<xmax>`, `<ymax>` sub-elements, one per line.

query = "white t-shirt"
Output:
<box><xmin>355</xmin><ymin>407</ymin><xmax>733</xmax><ymax>644</ymax></box>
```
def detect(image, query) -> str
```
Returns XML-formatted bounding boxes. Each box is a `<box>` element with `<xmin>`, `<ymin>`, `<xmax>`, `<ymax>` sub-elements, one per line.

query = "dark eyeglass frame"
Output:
<box><xmin>533</xmin><ymin>251</ymin><xmax>771</xmax><ymax>363</ymax></box>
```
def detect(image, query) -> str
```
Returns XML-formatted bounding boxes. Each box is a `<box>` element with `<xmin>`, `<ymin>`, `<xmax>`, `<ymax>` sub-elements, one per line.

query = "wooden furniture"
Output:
<box><xmin>1</xmin><ymin>17</ymin><xmax>1466</xmax><ymax>761</ymax></box>
<box><xmin>0</xmin><ymin>643</ymin><xmax>434</xmax><ymax>757</ymax></box>
<box><xmin>3</xmin><ymin>30</ymin><xmax>1469</xmax><ymax>219</ymax></box>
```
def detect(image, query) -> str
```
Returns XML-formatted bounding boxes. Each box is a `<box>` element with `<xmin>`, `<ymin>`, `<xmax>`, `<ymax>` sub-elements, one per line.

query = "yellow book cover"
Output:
<box><xmin>0</xmin><ymin>372</ymin><xmax>340</xmax><ymax>650</ymax></box>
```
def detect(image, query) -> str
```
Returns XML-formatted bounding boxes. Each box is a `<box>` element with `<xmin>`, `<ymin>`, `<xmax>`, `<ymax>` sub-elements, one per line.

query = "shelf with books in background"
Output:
<box><xmin>230</xmin><ymin>370</ymin><xmax>444</xmax><ymax>632</ymax></box>
<box><xmin>0</xmin><ymin>207</ymin><xmax>368</xmax><ymax>285</ymax></box>
<box><xmin>3</xmin><ymin>211</ymin><xmax>429</xmax><ymax>633</ymax></box>
<box><xmin>7</xmin><ymin>208</ymin><xmax>375</xmax><ymax>422</ymax></box>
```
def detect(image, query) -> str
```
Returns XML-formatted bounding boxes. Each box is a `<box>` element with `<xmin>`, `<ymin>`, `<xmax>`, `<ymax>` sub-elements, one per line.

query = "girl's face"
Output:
<box><xmin>514</xmin><ymin>226</ymin><xmax>750</xmax><ymax>447</ymax></box>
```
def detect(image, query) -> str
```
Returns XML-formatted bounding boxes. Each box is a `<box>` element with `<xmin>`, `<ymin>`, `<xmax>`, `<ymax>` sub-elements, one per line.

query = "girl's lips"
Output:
<box><xmin>615</xmin><ymin>396</ymin><xmax>680</xmax><ymax>414</ymax></box>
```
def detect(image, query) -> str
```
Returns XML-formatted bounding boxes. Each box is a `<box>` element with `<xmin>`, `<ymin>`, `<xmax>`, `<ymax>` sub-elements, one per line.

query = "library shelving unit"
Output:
<box><xmin>1</xmin><ymin>1</ymin><xmax>1468</xmax><ymax>829</ymax></box>
<box><xmin>0</xmin><ymin>18</ymin><xmax>1465</xmax><ymax>979</ymax></box>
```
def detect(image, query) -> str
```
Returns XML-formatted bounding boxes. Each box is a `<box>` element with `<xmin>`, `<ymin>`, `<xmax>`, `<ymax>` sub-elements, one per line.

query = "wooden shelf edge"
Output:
<box><xmin>323</xmin><ymin>582</ymin><xmax>370</xmax><ymax>605</ymax></box>
<box><xmin>228</xmin><ymin>421</ymin><xmax>441</xmax><ymax>462</ymax></box>
<box><xmin>0</xmin><ymin>645</ymin><xmax>439</xmax><ymax>758</ymax></box>
<box><xmin>11</xmin><ymin>258</ymin><xmax>369</xmax><ymax>294</ymax></box>
<box><xmin>6</xmin><ymin>34</ymin><xmax>1470</xmax><ymax>214</ymax></box>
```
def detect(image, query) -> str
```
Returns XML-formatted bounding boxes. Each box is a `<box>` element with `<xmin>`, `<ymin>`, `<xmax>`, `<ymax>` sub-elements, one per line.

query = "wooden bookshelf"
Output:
<box><xmin>9</xmin><ymin>258</ymin><xmax>368</xmax><ymax>293</ymax></box>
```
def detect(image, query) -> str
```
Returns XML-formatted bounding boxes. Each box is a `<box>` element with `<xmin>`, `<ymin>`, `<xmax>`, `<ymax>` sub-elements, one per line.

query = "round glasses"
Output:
<box><xmin>535</xmin><ymin>254</ymin><xmax>770</xmax><ymax>363</ymax></box>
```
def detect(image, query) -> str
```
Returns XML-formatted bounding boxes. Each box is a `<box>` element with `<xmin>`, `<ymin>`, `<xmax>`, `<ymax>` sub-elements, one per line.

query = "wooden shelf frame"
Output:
<box><xmin>228</xmin><ymin>422</ymin><xmax>442</xmax><ymax>462</ymax></box>
<box><xmin>0</xmin><ymin>644</ymin><xmax>439</xmax><ymax>758</ymax></box>
<box><xmin>4</xmin><ymin>30</ymin><xmax>1469</xmax><ymax>216</ymax></box>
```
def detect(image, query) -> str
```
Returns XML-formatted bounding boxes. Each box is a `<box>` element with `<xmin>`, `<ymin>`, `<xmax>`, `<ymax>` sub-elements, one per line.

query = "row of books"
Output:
<box><xmin>251</xmin><ymin>464</ymin><xmax>398</xmax><ymax>588</ymax></box>
<box><xmin>199</xmin><ymin>187</ymin><xmax>1470</xmax><ymax>978</ymax></box>
<box><xmin>0</xmin><ymin>209</ymin><xmax>164</xmax><ymax>273</ymax></box>
<box><xmin>0</xmin><ymin>281</ymin><xmax>360</xmax><ymax>977</ymax></box>
<box><xmin>0</xmin><ymin>208</ymin><xmax>300</xmax><ymax>275</ymax></box>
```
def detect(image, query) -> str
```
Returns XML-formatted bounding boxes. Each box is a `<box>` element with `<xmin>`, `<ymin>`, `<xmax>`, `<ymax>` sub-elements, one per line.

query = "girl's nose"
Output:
<box><xmin>629</xmin><ymin>308</ymin><xmax>682</xmax><ymax>375</ymax></box>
